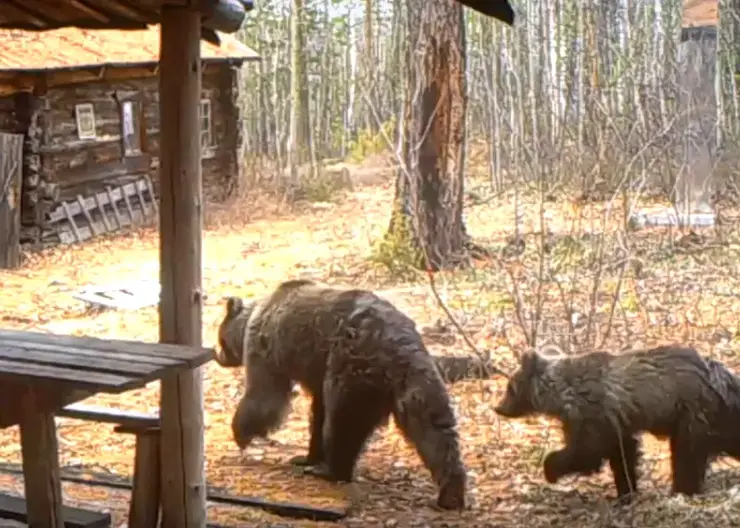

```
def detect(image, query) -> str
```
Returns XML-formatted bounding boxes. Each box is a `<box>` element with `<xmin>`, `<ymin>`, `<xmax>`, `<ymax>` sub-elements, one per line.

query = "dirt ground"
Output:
<box><xmin>3</xmin><ymin>166</ymin><xmax>740</xmax><ymax>526</ymax></box>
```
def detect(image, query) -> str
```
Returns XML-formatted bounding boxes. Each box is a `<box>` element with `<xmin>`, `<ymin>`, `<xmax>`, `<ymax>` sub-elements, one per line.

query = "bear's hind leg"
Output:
<box><xmin>304</xmin><ymin>383</ymin><xmax>391</xmax><ymax>483</ymax></box>
<box><xmin>670</xmin><ymin>427</ymin><xmax>709</xmax><ymax>496</ymax></box>
<box><xmin>289</xmin><ymin>392</ymin><xmax>325</xmax><ymax>467</ymax></box>
<box><xmin>608</xmin><ymin>434</ymin><xmax>640</xmax><ymax>500</ymax></box>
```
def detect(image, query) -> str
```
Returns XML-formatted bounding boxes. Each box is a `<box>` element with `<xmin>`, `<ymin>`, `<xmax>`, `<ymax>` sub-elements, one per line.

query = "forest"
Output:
<box><xmin>4</xmin><ymin>0</ymin><xmax>740</xmax><ymax>526</ymax></box>
<box><xmin>235</xmin><ymin>0</ymin><xmax>737</xmax><ymax>196</ymax></box>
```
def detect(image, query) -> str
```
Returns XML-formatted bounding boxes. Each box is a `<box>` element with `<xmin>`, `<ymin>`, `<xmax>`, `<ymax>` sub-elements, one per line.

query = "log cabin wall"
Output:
<box><xmin>40</xmin><ymin>74</ymin><xmax>155</xmax><ymax>204</ymax></box>
<box><xmin>18</xmin><ymin>61</ymin><xmax>245</xmax><ymax>244</ymax></box>
<box><xmin>209</xmin><ymin>63</ymin><xmax>244</xmax><ymax>200</ymax></box>
<box><xmin>142</xmin><ymin>63</ymin><xmax>244</xmax><ymax>202</ymax></box>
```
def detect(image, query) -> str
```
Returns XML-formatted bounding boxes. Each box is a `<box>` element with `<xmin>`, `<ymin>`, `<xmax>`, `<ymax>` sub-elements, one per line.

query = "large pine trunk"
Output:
<box><xmin>390</xmin><ymin>0</ymin><xmax>468</xmax><ymax>271</ymax></box>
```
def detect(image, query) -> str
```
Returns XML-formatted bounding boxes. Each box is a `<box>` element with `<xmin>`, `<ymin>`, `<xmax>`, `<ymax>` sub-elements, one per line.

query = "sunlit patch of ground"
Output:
<box><xmin>3</xmin><ymin>167</ymin><xmax>740</xmax><ymax>526</ymax></box>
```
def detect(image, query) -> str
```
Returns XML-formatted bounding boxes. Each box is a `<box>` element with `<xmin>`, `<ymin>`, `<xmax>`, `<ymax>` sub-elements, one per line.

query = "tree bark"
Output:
<box><xmin>363</xmin><ymin>0</ymin><xmax>376</xmax><ymax>132</ymax></box>
<box><xmin>389</xmin><ymin>0</ymin><xmax>467</xmax><ymax>271</ymax></box>
<box><xmin>287</xmin><ymin>0</ymin><xmax>313</xmax><ymax>181</ymax></box>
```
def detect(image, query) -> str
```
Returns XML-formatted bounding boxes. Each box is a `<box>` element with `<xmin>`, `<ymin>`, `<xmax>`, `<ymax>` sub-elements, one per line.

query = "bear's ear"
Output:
<box><xmin>520</xmin><ymin>350</ymin><xmax>545</xmax><ymax>376</ymax></box>
<box><xmin>225</xmin><ymin>297</ymin><xmax>244</xmax><ymax>318</ymax></box>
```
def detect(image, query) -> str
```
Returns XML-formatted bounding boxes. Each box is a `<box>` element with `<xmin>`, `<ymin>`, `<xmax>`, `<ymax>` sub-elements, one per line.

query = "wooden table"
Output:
<box><xmin>0</xmin><ymin>328</ymin><xmax>214</xmax><ymax>528</ymax></box>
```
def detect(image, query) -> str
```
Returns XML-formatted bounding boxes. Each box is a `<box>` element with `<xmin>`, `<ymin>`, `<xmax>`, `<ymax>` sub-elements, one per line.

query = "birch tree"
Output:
<box><xmin>287</xmin><ymin>0</ymin><xmax>313</xmax><ymax>182</ymax></box>
<box><xmin>233</xmin><ymin>0</ymin><xmax>740</xmax><ymax>206</ymax></box>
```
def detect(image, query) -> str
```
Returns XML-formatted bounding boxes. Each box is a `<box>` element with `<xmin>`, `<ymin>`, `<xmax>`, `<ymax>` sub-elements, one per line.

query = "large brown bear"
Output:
<box><xmin>217</xmin><ymin>279</ymin><xmax>495</xmax><ymax>510</ymax></box>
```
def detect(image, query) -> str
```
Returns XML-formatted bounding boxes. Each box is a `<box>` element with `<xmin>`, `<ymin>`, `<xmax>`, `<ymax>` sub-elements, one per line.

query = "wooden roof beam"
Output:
<box><xmin>101</xmin><ymin>0</ymin><xmax>150</xmax><ymax>22</ymax></box>
<box><xmin>4</xmin><ymin>0</ymin><xmax>52</xmax><ymax>28</ymax></box>
<box><xmin>200</xmin><ymin>0</ymin><xmax>252</xmax><ymax>33</ymax></box>
<box><xmin>65</xmin><ymin>0</ymin><xmax>154</xmax><ymax>28</ymax></box>
<box><xmin>67</xmin><ymin>0</ymin><xmax>110</xmax><ymax>24</ymax></box>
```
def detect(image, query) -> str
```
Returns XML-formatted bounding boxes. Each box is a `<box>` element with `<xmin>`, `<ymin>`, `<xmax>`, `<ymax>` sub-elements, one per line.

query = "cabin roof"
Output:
<box><xmin>0</xmin><ymin>25</ymin><xmax>259</xmax><ymax>72</ymax></box>
<box><xmin>0</xmin><ymin>0</ymin><xmax>252</xmax><ymax>32</ymax></box>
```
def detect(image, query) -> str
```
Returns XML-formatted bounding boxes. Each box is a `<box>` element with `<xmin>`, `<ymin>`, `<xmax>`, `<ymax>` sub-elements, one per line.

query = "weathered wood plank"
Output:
<box><xmin>0</xmin><ymin>353</ymin><xmax>203</xmax><ymax>394</ymax></box>
<box><xmin>52</xmin><ymin>154</ymin><xmax>151</xmax><ymax>191</ymax></box>
<box><xmin>127</xmin><ymin>430</ymin><xmax>162</xmax><ymax>527</ymax></box>
<box><xmin>0</xmin><ymin>358</ymin><xmax>136</xmax><ymax>389</ymax></box>
<box><xmin>76</xmin><ymin>195</ymin><xmax>100</xmax><ymax>236</ymax></box>
<box><xmin>38</xmin><ymin>135</ymin><xmax>121</xmax><ymax>155</ymax></box>
<box><xmin>0</xmin><ymin>338</ymin><xmax>182</xmax><ymax>367</ymax></box>
<box><xmin>0</xmin><ymin>492</ymin><xmax>111</xmax><ymax>528</ymax></box>
<box><xmin>93</xmin><ymin>191</ymin><xmax>113</xmax><ymax>232</ymax></box>
<box><xmin>135</xmin><ymin>182</ymin><xmax>150</xmax><ymax>218</ymax></box>
<box><xmin>122</xmin><ymin>189</ymin><xmax>136</xmax><ymax>224</ymax></box>
<box><xmin>47</xmin><ymin>179</ymin><xmax>156</xmax><ymax>245</ymax></box>
<box><xmin>55</xmin><ymin>219</ymin><xmax>114</xmax><ymax>245</ymax></box>
<box><xmin>60</xmin><ymin>201</ymin><xmax>83</xmax><ymax>242</ymax></box>
<box><xmin>0</xmin><ymin>133</ymin><xmax>23</xmax><ymax>269</ymax></box>
<box><xmin>48</xmin><ymin>178</ymin><xmax>150</xmax><ymax>224</ymax></box>
<box><xmin>0</xmin><ymin>330</ymin><xmax>214</xmax><ymax>366</ymax></box>
<box><xmin>19</xmin><ymin>389</ymin><xmax>64</xmax><ymax>528</ymax></box>
<box><xmin>158</xmin><ymin>7</ymin><xmax>208</xmax><ymax>527</ymax></box>
<box><xmin>106</xmin><ymin>186</ymin><xmax>124</xmax><ymax>228</ymax></box>
<box><xmin>51</xmin><ymin>220</ymin><xmax>110</xmax><ymax>245</ymax></box>
<box><xmin>0</xmin><ymin>346</ymin><xmax>165</xmax><ymax>376</ymax></box>
<box><xmin>58</xmin><ymin>404</ymin><xmax>159</xmax><ymax>430</ymax></box>
<box><xmin>145</xmin><ymin>174</ymin><xmax>159</xmax><ymax>216</ymax></box>
<box><xmin>40</xmin><ymin>172</ymin><xmax>157</xmax><ymax>246</ymax></box>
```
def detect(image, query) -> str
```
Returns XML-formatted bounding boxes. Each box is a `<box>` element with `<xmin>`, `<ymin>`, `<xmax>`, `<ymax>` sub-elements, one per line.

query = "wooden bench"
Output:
<box><xmin>0</xmin><ymin>492</ymin><xmax>111</xmax><ymax>528</ymax></box>
<box><xmin>57</xmin><ymin>404</ymin><xmax>161</xmax><ymax>528</ymax></box>
<box><xmin>0</xmin><ymin>328</ymin><xmax>214</xmax><ymax>527</ymax></box>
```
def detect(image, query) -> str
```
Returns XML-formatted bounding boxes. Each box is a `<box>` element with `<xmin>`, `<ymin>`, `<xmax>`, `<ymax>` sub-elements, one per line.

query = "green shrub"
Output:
<box><xmin>347</xmin><ymin>119</ymin><xmax>395</xmax><ymax>163</ymax></box>
<box><xmin>368</xmin><ymin>206</ymin><xmax>423</xmax><ymax>280</ymax></box>
<box><xmin>288</xmin><ymin>167</ymin><xmax>353</xmax><ymax>203</ymax></box>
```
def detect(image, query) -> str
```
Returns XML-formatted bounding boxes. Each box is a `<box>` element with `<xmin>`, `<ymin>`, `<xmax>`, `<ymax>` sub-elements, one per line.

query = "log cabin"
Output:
<box><xmin>0</xmin><ymin>25</ymin><xmax>258</xmax><ymax>250</ymax></box>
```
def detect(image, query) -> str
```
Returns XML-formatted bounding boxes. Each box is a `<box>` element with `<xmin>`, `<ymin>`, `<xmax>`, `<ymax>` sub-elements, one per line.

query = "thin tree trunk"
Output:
<box><xmin>287</xmin><ymin>0</ymin><xmax>313</xmax><ymax>182</ymax></box>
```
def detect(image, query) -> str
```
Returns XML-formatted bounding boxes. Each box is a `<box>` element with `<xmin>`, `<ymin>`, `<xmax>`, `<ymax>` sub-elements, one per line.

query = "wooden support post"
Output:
<box><xmin>158</xmin><ymin>5</ymin><xmax>207</xmax><ymax>528</ymax></box>
<box><xmin>122</xmin><ymin>427</ymin><xmax>161</xmax><ymax>528</ymax></box>
<box><xmin>19</xmin><ymin>389</ymin><xmax>64</xmax><ymax>528</ymax></box>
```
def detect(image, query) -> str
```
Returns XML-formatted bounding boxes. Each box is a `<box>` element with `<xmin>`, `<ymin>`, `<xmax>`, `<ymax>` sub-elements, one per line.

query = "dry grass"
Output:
<box><xmin>3</xmin><ymin>165</ymin><xmax>740</xmax><ymax>526</ymax></box>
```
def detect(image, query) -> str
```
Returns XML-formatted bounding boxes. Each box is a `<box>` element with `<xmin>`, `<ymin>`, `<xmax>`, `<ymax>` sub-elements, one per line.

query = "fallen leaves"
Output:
<box><xmin>4</xmin><ymin>175</ymin><xmax>740</xmax><ymax>526</ymax></box>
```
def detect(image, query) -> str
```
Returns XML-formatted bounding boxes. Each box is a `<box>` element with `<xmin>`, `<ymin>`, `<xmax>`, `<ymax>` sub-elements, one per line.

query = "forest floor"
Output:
<box><xmin>3</xmin><ymin>157</ymin><xmax>740</xmax><ymax>526</ymax></box>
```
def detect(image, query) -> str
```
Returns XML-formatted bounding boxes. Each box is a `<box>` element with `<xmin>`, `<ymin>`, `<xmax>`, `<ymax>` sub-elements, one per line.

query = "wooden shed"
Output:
<box><xmin>0</xmin><ymin>25</ymin><xmax>258</xmax><ymax>253</ymax></box>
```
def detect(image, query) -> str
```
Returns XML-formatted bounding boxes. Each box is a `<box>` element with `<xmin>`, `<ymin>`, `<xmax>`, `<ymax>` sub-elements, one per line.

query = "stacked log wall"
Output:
<box><xmin>202</xmin><ymin>63</ymin><xmax>242</xmax><ymax>196</ymax></box>
<box><xmin>22</xmin><ymin>93</ymin><xmax>59</xmax><ymax>233</ymax></box>
<box><xmin>214</xmin><ymin>63</ymin><xmax>245</xmax><ymax>199</ymax></box>
<box><xmin>145</xmin><ymin>63</ymin><xmax>240</xmax><ymax>200</ymax></box>
<box><xmin>18</xmin><ymin>63</ymin><xmax>242</xmax><ymax>244</ymax></box>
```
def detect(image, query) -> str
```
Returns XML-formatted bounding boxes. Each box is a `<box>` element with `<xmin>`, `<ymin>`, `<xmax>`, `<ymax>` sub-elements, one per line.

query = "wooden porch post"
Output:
<box><xmin>158</xmin><ymin>5</ymin><xmax>207</xmax><ymax>527</ymax></box>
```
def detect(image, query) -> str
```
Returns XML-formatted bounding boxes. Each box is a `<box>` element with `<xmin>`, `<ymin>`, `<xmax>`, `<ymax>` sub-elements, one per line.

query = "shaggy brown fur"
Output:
<box><xmin>217</xmin><ymin>279</ymin><xmax>484</xmax><ymax>510</ymax></box>
<box><xmin>494</xmin><ymin>345</ymin><xmax>740</xmax><ymax>500</ymax></box>
<box><xmin>216</xmin><ymin>291</ymin><xmax>497</xmax><ymax>384</ymax></box>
